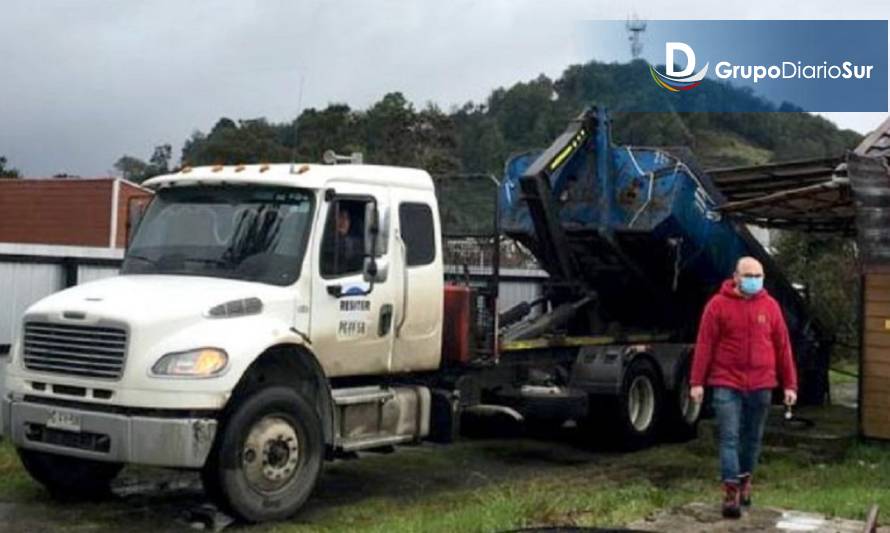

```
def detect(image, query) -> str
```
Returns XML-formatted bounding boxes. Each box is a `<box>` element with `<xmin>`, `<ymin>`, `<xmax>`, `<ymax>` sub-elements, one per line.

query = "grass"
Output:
<box><xmin>829</xmin><ymin>358</ymin><xmax>860</xmax><ymax>386</ymax></box>
<box><xmin>694</xmin><ymin>129</ymin><xmax>774</xmax><ymax>168</ymax></box>
<box><xmin>0</xmin><ymin>441</ymin><xmax>40</xmax><ymax>500</ymax></box>
<box><xmin>264</xmin><ymin>470</ymin><xmax>687</xmax><ymax>533</ymax></box>
<box><xmin>0</xmin><ymin>405</ymin><xmax>887</xmax><ymax>532</ymax></box>
<box><xmin>754</xmin><ymin>443</ymin><xmax>890</xmax><ymax>520</ymax></box>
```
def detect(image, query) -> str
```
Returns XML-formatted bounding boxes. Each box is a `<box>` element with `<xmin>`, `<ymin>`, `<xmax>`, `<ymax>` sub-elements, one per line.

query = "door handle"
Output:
<box><xmin>379</xmin><ymin>304</ymin><xmax>394</xmax><ymax>336</ymax></box>
<box><xmin>326</xmin><ymin>284</ymin><xmax>342</xmax><ymax>297</ymax></box>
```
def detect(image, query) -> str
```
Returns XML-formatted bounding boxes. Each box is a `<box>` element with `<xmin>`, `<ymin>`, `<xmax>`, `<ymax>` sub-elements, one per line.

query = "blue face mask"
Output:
<box><xmin>739</xmin><ymin>276</ymin><xmax>763</xmax><ymax>295</ymax></box>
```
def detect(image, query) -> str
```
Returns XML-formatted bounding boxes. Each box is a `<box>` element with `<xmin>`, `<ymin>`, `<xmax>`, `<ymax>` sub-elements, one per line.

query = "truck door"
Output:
<box><xmin>391</xmin><ymin>197</ymin><xmax>443</xmax><ymax>372</ymax></box>
<box><xmin>310</xmin><ymin>188</ymin><xmax>395</xmax><ymax>376</ymax></box>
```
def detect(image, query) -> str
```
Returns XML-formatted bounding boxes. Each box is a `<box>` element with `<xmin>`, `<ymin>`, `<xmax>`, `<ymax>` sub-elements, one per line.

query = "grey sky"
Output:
<box><xmin>1</xmin><ymin>0</ymin><xmax>888</xmax><ymax>177</ymax></box>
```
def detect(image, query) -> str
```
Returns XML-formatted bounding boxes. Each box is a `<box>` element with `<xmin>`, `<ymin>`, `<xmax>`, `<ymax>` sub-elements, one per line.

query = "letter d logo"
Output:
<box><xmin>666</xmin><ymin>42</ymin><xmax>696</xmax><ymax>77</ymax></box>
<box><xmin>649</xmin><ymin>42</ymin><xmax>709</xmax><ymax>92</ymax></box>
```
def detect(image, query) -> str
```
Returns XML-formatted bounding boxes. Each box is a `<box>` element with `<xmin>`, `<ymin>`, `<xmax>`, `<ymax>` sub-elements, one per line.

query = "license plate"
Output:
<box><xmin>46</xmin><ymin>410</ymin><xmax>82</xmax><ymax>433</ymax></box>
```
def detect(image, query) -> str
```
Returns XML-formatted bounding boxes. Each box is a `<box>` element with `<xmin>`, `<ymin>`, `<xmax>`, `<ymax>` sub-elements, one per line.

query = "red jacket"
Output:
<box><xmin>690</xmin><ymin>279</ymin><xmax>797</xmax><ymax>392</ymax></box>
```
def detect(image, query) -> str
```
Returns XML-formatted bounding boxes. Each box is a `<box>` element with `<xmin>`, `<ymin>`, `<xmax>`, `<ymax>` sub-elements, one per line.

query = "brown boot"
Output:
<box><xmin>738</xmin><ymin>474</ymin><xmax>752</xmax><ymax>507</ymax></box>
<box><xmin>722</xmin><ymin>481</ymin><xmax>742</xmax><ymax>519</ymax></box>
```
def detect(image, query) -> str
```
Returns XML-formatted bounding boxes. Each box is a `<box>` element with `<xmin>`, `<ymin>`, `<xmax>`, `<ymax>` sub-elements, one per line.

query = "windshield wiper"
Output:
<box><xmin>184</xmin><ymin>257</ymin><xmax>233</xmax><ymax>269</ymax></box>
<box><xmin>126</xmin><ymin>254</ymin><xmax>158</xmax><ymax>266</ymax></box>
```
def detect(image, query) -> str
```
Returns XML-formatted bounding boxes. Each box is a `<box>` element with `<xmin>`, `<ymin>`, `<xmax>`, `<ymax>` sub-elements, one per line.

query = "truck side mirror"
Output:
<box><xmin>362</xmin><ymin>202</ymin><xmax>378</xmax><ymax>285</ymax></box>
<box><xmin>363</xmin><ymin>202</ymin><xmax>379</xmax><ymax>257</ymax></box>
<box><xmin>362</xmin><ymin>202</ymin><xmax>389</xmax><ymax>283</ymax></box>
<box><xmin>376</xmin><ymin>207</ymin><xmax>390</xmax><ymax>255</ymax></box>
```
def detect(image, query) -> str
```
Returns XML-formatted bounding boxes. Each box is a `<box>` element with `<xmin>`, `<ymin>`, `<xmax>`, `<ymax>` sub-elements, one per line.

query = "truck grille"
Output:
<box><xmin>23</xmin><ymin>322</ymin><xmax>128</xmax><ymax>379</ymax></box>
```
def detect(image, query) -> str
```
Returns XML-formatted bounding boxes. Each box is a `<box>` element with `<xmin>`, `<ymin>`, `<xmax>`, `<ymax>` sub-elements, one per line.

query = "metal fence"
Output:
<box><xmin>0</xmin><ymin>244</ymin><xmax>547</xmax><ymax>352</ymax></box>
<box><xmin>0</xmin><ymin>244</ymin><xmax>122</xmax><ymax>350</ymax></box>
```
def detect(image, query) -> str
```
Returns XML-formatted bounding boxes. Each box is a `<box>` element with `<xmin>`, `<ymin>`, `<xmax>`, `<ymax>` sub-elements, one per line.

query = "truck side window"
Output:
<box><xmin>399</xmin><ymin>203</ymin><xmax>435</xmax><ymax>267</ymax></box>
<box><xmin>321</xmin><ymin>199</ymin><xmax>368</xmax><ymax>277</ymax></box>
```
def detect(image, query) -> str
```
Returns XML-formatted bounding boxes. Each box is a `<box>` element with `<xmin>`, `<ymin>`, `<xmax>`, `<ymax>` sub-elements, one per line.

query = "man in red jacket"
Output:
<box><xmin>689</xmin><ymin>256</ymin><xmax>797</xmax><ymax>519</ymax></box>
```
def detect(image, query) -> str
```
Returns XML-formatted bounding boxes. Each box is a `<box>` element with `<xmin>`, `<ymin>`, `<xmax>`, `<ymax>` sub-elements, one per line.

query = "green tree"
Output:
<box><xmin>453</xmin><ymin>104</ymin><xmax>507</xmax><ymax>174</ymax></box>
<box><xmin>773</xmin><ymin>232</ymin><xmax>860</xmax><ymax>361</ymax></box>
<box><xmin>114</xmin><ymin>144</ymin><xmax>173</xmax><ymax>184</ymax></box>
<box><xmin>175</xmin><ymin>59</ymin><xmax>863</xmax><ymax>176</ymax></box>
<box><xmin>181</xmin><ymin>118</ymin><xmax>290</xmax><ymax>166</ymax></box>
<box><xmin>114</xmin><ymin>155</ymin><xmax>149</xmax><ymax>182</ymax></box>
<box><xmin>149</xmin><ymin>144</ymin><xmax>172</xmax><ymax>174</ymax></box>
<box><xmin>364</xmin><ymin>92</ymin><xmax>418</xmax><ymax>166</ymax></box>
<box><xmin>0</xmin><ymin>156</ymin><xmax>20</xmax><ymax>178</ymax></box>
<box><xmin>289</xmin><ymin>104</ymin><xmax>363</xmax><ymax>162</ymax></box>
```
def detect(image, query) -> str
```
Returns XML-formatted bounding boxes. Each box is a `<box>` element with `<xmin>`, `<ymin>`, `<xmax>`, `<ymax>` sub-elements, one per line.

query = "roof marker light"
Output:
<box><xmin>180</xmin><ymin>166</ymin><xmax>192</xmax><ymax>174</ymax></box>
<box><xmin>259</xmin><ymin>164</ymin><xmax>270</xmax><ymax>173</ymax></box>
<box><xmin>234</xmin><ymin>165</ymin><xmax>245</xmax><ymax>172</ymax></box>
<box><xmin>212</xmin><ymin>165</ymin><xmax>224</xmax><ymax>172</ymax></box>
<box><xmin>296</xmin><ymin>165</ymin><xmax>310</xmax><ymax>174</ymax></box>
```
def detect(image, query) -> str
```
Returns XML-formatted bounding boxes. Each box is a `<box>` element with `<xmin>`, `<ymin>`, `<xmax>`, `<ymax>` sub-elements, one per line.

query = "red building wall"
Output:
<box><xmin>0</xmin><ymin>178</ymin><xmax>153</xmax><ymax>248</ymax></box>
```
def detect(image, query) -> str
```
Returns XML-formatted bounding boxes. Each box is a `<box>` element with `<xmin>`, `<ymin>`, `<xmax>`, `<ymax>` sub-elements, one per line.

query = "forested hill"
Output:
<box><xmin>116</xmin><ymin>60</ymin><xmax>863</xmax><ymax>182</ymax></box>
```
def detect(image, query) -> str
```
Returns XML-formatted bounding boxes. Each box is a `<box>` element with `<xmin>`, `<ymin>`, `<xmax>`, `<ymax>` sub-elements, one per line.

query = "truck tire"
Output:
<box><xmin>585</xmin><ymin>358</ymin><xmax>663</xmax><ymax>450</ymax></box>
<box><xmin>663</xmin><ymin>361</ymin><xmax>701</xmax><ymax>442</ymax></box>
<box><xmin>616</xmin><ymin>358</ymin><xmax>663</xmax><ymax>449</ymax></box>
<box><xmin>201</xmin><ymin>386</ymin><xmax>323</xmax><ymax>523</ymax></box>
<box><xmin>17</xmin><ymin>448</ymin><xmax>122</xmax><ymax>499</ymax></box>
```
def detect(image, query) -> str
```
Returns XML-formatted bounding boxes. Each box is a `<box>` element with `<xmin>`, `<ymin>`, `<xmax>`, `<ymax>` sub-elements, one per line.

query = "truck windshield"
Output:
<box><xmin>121</xmin><ymin>186</ymin><xmax>314</xmax><ymax>286</ymax></box>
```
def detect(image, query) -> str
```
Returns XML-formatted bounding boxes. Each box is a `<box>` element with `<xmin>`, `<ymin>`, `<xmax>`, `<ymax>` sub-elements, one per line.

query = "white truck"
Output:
<box><xmin>2</xmin><ymin>154</ymin><xmax>701</xmax><ymax>522</ymax></box>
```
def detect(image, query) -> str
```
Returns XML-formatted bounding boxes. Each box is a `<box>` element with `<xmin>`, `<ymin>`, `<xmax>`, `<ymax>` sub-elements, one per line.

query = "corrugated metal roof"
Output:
<box><xmin>708</xmin><ymin>157</ymin><xmax>854</xmax><ymax>234</ymax></box>
<box><xmin>708</xmin><ymin>157</ymin><xmax>843</xmax><ymax>200</ymax></box>
<box><xmin>706</xmin><ymin>117</ymin><xmax>890</xmax><ymax>235</ymax></box>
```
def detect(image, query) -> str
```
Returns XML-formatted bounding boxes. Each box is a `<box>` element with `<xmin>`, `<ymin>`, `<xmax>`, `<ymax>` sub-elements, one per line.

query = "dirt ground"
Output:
<box><xmin>0</xmin><ymin>400</ymin><xmax>875</xmax><ymax>533</ymax></box>
<box><xmin>0</xmin><ymin>432</ymin><xmax>620</xmax><ymax>532</ymax></box>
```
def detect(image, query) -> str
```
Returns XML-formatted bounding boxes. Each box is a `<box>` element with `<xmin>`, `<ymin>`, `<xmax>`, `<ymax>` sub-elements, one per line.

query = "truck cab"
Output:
<box><xmin>2</xmin><ymin>163</ymin><xmax>444</xmax><ymax>521</ymax></box>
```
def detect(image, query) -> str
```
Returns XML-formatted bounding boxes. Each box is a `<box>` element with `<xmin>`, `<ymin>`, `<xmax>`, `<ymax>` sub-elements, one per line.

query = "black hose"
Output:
<box><xmin>499</xmin><ymin>296</ymin><xmax>549</xmax><ymax>327</ymax></box>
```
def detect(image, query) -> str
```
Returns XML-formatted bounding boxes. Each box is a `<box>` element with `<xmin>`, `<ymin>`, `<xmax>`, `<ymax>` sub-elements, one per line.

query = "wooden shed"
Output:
<box><xmin>848</xmin><ymin>119</ymin><xmax>890</xmax><ymax>440</ymax></box>
<box><xmin>861</xmin><ymin>271</ymin><xmax>890</xmax><ymax>439</ymax></box>
<box><xmin>0</xmin><ymin>177</ymin><xmax>152</xmax><ymax>248</ymax></box>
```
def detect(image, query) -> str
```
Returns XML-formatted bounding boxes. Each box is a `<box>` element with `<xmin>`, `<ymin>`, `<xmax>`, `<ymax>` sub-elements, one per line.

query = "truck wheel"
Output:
<box><xmin>17</xmin><ymin>448</ymin><xmax>122</xmax><ymax>499</ymax></box>
<box><xmin>663</xmin><ymin>364</ymin><xmax>701</xmax><ymax>442</ymax></box>
<box><xmin>581</xmin><ymin>358</ymin><xmax>664</xmax><ymax>449</ymax></box>
<box><xmin>202</xmin><ymin>386</ymin><xmax>323</xmax><ymax>523</ymax></box>
<box><xmin>617</xmin><ymin>358</ymin><xmax>663</xmax><ymax>449</ymax></box>
<box><xmin>581</xmin><ymin>358</ymin><xmax>663</xmax><ymax>450</ymax></box>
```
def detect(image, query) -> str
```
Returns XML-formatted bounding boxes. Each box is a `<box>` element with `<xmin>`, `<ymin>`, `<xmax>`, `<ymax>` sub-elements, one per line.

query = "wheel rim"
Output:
<box><xmin>241</xmin><ymin>415</ymin><xmax>301</xmax><ymax>494</ymax></box>
<box><xmin>679</xmin><ymin>375</ymin><xmax>701</xmax><ymax>425</ymax></box>
<box><xmin>628</xmin><ymin>375</ymin><xmax>655</xmax><ymax>432</ymax></box>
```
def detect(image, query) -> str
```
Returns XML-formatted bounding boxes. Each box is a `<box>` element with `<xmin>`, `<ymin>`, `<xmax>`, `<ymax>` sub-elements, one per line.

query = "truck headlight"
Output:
<box><xmin>151</xmin><ymin>348</ymin><xmax>228</xmax><ymax>377</ymax></box>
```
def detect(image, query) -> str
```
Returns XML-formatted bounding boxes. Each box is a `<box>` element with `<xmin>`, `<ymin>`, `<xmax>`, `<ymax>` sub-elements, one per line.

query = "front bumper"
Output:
<box><xmin>2</xmin><ymin>398</ymin><xmax>217</xmax><ymax>469</ymax></box>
